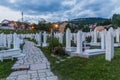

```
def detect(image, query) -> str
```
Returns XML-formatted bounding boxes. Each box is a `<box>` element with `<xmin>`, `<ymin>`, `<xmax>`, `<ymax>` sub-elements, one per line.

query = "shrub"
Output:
<box><xmin>48</xmin><ymin>37</ymin><xmax>68</xmax><ymax>56</ymax></box>
<box><xmin>86</xmin><ymin>36</ymin><xmax>92</xmax><ymax>42</ymax></box>
<box><xmin>52</xmin><ymin>47</ymin><xmax>66</xmax><ymax>56</ymax></box>
<box><xmin>48</xmin><ymin>38</ymin><xmax>62</xmax><ymax>52</ymax></box>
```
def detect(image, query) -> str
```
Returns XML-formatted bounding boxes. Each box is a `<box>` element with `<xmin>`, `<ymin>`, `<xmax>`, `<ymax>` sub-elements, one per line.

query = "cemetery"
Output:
<box><xmin>0</xmin><ymin>26</ymin><xmax>120</xmax><ymax>80</ymax></box>
<box><xmin>1</xmin><ymin>0</ymin><xmax>120</xmax><ymax>79</ymax></box>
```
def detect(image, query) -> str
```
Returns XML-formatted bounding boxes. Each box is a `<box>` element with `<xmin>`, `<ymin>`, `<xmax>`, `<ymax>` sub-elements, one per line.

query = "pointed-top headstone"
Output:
<box><xmin>76</xmin><ymin>31</ymin><xmax>83</xmax><ymax>54</ymax></box>
<box><xmin>13</xmin><ymin>33</ymin><xmax>20</xmax><ymax>49</ymax></box>
<box><xmin>42</xmin><ymin>31</ymin><xmax>47</xmax><ymax>47</ymax></box>
<box><xmin>101</xmin><ymin>30</ymin><xmax>106</xmax><ymax>50</ymax></box>
<box><xmin>93</xmin><ymin>28</ymin><xmax>97</xmax><ymax>43</ymax></box>
<box><xmin>105</xmin><ymin>30</ymin><xmax>114</xmax><ymax>61</ymax></box>
<box><xmin>109</xmin><ymin>27</ymin><xmax>115</xmax><ymax>37</ymax></box>
<box><xmin>66</xmin><ymin>28</ymin><xmax>71</xmax><ymax>50</ymax></box>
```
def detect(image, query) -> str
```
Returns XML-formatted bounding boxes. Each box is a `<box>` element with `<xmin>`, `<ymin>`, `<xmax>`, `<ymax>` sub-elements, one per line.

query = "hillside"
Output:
<box><xmin>69</xmin><ymin>17</ymin><xmax>110</xmax><ymax>25</ymax></box>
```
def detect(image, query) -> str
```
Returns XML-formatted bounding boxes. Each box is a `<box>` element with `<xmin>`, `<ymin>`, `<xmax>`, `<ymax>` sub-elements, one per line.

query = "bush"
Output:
<box><xmin>86</xmin><ymin>36</ymin><xmax>92</xmax><ymax>42</ymax></box>
<box><xmin>48</xmin><ymin>38</ymin><xmax>62</xmax><ymax>52</ymax></box>
<box><xmin>52</xmin><ymin>47</ymin><xmax>66</xmax><ymax>56</ymax></box>
<box><xmin>48</xmin><ymin>37</ymin><xmax>68</xmax><ymax>56</ymax></box>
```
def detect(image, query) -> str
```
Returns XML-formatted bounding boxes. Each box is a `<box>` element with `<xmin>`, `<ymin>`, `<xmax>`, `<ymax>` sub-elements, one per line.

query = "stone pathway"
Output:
<box><xmin>6</xmin><ymin>41</ymin><xmax>58</xmax><ymax>80</ymax></box>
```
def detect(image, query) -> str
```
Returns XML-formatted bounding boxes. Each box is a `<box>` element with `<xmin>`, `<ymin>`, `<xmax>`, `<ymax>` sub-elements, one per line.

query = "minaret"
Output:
<box><xmin>21</xmin><ymin>11</ymin><xmax>23</xmax><ymax>23</ymax></box>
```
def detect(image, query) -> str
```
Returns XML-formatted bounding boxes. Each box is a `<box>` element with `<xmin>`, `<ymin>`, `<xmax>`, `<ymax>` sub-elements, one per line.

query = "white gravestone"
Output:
<box><xmin>76</xmin><ymin>31</ymin><xmax>83</xmax><ymax>54</ymax></box>
<box><xmin>0</xmin><ymin>33</ymin><xmax>4</xmax><ymax>46</ymax></box>
<box><xmin>105</xmin><ymin>31</ymin><xmax>114</xmax><ymax>61</ymax></box>
<box><xmin>13</xmin><ymin>33</ymin><xmax>20</xmax><ymax>49</ymax></box>
<box><xmin>116</xmin><ymin>29</ymin><xmax>119</xmax><ymax>43</ymax></box>
<box><xmin>59</xmin><ymin>33</ymin><xmax>63</xmax><ymax>44</ymax></box>
<box><xmin>3</xmin><ymin>34</ymin><xmax>7</xmax><ymax>47</ymax></box>
<box><xmin>93</xmin><ymin>28</ymin><xmax>97</xmax><ymax>43</ymax></box>
<box><xmin>66</xmin><ymin>28</ymin><xmax>71</xmax><ymax>51</ymax></box>
<box><xmin>101</xmin><ymin>31</ymin><xmax>106</xmax><ymax>50</ymax></box>
<box><xmin>37</xmin><ymin>32</ymin><xmax>42</xmax><ymax>46</ymax></box>
<box><xmin>7</xmin><ymin>35</ymin><xmax>11</xmax><ymax>48</ymax></box>
<box><xmin>73</xmin><ymin>33</ymin><xmax>77</xmax><ymax>44</ymax></box>
<box><xmin>42</xmin><ymin>31</ymin><xmax>47</xmax><ymax>47</ymax></box>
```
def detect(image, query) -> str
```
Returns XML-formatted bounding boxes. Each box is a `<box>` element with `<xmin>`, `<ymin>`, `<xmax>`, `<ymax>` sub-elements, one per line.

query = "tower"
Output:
<box><xmin>21</xmin><ymin>11</ymin><xmax>23</xmax><ymax>23</ymax></box>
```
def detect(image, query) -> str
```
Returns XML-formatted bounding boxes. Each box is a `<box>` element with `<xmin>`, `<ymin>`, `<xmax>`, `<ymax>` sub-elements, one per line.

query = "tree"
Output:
<box><xmin>35</xmin><ymin>21</ymin><xmax>51</xmax><ymax>32</ymax></box>
<box><xmin>97</xmin><ymin>19</ymin><xmax>111</xmax><ymax>26</ymax></box>
<box><xmin>78</xmin><ymin>22</ymin><xmax>84</xmax><ymax>30</ymax></box>
<box><xmin>82</xmin><ymin>25</ymin><xmax>90</xmax><ymax>32</ymax></box>
<box><xmin>64</xmin><ymin>23</ymin><xmax>76</xmax><ymax>32</ymax></box>
<box><xmin>112</xmin><ymin>14</ymin><xmax>120</xmax><ymax>28</ymax></box>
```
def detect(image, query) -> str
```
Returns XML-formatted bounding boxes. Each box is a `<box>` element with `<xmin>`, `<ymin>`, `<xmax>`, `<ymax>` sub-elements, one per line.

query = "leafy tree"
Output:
<box><xmin>35</xmin><ymin>21</ymin><xmax>51</xmax><ymax>32</ymax></box>
<box><xmin>82</xmin><ymin>25</ymin><xmax>90</xmax><ymax>32</ymax></box>
<box><xmin>78</xmin><ymin>22</ymin><xmax>84</xmax><ymax>30</ymax></box>
<box><xmin>64</xmin><ymin>23</ymin><xmax>76</xmax><ymax>32</ymax></box>
<box><xmin>112</xmin><ymin>14</ymin><xmax>120</xmax><ymax>28</ymax></box>
<box><xmin>97</xmin><ymin>19</ymin><xmax>111</xmax><ymax>26</ymax></box>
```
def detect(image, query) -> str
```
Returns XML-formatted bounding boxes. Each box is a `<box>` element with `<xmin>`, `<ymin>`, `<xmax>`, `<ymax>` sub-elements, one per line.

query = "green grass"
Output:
<box><xmin>0</xmin><ymin>59</ymin><xmax>16</xmax><ymax>79</ymax></box>
<box><xmin>40</xmin><ymin>47</ymin><xmax>120</xmax><ymax>80</ymax></box>
<box><xmin>0</xmin><ymin>29</ymin><xmax>39</xmax><ymax>34</ymax></box>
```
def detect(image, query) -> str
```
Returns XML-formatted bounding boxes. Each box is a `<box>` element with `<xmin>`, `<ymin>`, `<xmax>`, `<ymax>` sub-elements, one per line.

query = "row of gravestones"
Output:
<box><xmin>65</xmin><ymin>28</ymin><xmax>115</xmax><ymax>61</ymax></box>
<box><xmin>20</xmin><ymin>31</ymin><xmax>64</xmax><ymax>47</ymax></box>
<box><xmin>65</xmin><ymin>27</ymin><xmax>120</xmax><ymax>49</ymax></box>
<box><xmin>25</xmin><ymin>27</ymin><xmax>120</xmax><ymax>62</ymax></box>
<box><xmin>91</xmin><ymin>27</ymin><xmax>120</xmax><ymax>43</ymax></box>
<box><xmin>0</xmin><ymin>28</ymin><xmax>116</xmax><ymax>61</ymax></box>
<box><xmin>18</xmin><ymin>31</ymin><xmax>49</xmax><ymax>47</ymax></box>
<box><xmin>0</xmin><ymin>33</ymin><xmax>23</xmax><ymax>50</ymax></box>
<box><xmin>18</xmin><ymin>28</ymin><xmax>118</xmax><ymax>62</ymax></box>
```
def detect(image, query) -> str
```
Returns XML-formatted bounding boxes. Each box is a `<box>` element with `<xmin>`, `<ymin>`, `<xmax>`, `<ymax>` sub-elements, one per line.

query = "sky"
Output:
<box><xmin>0</xmin><ymin>0</ymin><xmax>120</xmax><ymax>23</ymax></box>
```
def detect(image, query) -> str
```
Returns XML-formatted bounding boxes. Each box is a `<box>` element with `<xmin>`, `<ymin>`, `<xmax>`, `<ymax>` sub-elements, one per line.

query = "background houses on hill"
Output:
<box><xmin>0</xmin><ymin>19</ymin><xmax>33</xmax><ymax>30</ymax></box>
<box><xmin>0</xmin><ymin>19</ymin><xmax>15</xmax><ymax>29</ymax></box>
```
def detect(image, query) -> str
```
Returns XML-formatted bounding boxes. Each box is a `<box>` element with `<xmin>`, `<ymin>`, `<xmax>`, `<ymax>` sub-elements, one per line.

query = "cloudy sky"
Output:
<box><xmin>0</xmin><ymin>0</ymin><xmax>120</xmax><ymax>22</ymax></box>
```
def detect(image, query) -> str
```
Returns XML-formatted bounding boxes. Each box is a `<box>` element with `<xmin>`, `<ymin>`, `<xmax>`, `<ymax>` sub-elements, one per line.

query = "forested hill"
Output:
<box><xmin>69</xmin><ymin>17</ymin><xmax>110</xmax><ymax>25</ymax></box>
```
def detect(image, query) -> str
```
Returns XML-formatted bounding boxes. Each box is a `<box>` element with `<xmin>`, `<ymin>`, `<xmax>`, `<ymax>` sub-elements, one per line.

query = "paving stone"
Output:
<box><xmin>38</xmin><ymin>72</ymin><xmax>46</xmax><ymax>78</ymax></box>
<box><xmin>31</xmin><ymin>73</ymin><xmax>38</xmax><ymax>78</ymax></box>
<box><xmin>17</xmin><ymin>74</ymin><xmax>28</xmax><ymax>80</ymax></box>
<box><xmin>30</xmin><ymin>63</ymin><xmax>47</xmax><ymax>70</ymax></box>
<box><xmin>38</xmin><ymin>69</ymin><xmax>51</xmax><ymax>73</ymax></box>
<box><xmin>46</xmin><ymin>76</ymin><xmax>58</xmax><ymax>80</ymax></box>
<box><xmin>9</xmin><ymin>71</ymin><xmax>27</xmax><ymax>76</ymax></box>
<box><xmin>6</xmin><ymin>76</ymin><xmax>17</xmax><ymax>80</ymax></box>
<box><xmin>28</xmin><ymin>70</ymin><xmax>37</xmax><ymax>74</ymax></box>
<box><xmin>46</xmin><ymin>72</ymin><xmax>54</xmax><ymax>76</ymax></box>
<box><xmin>12</xmin><ymin>64</ymin><xmax>30</xmax><ymax>70</ymax></box>
<box><xmin>40</xmin><ymin>77</ymin><xmax>47</xmax><ymax>80</ymax></box>
<box><xmin>31</xmin><ymin>77</ymin><xmax>40</xmax><ymax>80</ymax></box>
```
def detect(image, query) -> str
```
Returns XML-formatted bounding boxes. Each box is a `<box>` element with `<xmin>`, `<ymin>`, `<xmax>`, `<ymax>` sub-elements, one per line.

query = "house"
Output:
<box><xmin>0</xmin><ymin>19</ymin><xmax>17</xmax><ymax>29</ymax></box>
<box><xmin>59</xmin><ymin>22</ymin><xmax>68</xmax><ymax>33</ymax></box>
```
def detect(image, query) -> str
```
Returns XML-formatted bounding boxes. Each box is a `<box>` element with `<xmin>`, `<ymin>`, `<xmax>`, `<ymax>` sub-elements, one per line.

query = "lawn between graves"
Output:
<box><xmin>40</xmin><ymin>47</ymin><xmax>120</xmax><ymax>80</ymax></box>
<box><xmin>0</xmin><ymin>59</ymin><xmax>16</xmax><ymax>79</ymax></box>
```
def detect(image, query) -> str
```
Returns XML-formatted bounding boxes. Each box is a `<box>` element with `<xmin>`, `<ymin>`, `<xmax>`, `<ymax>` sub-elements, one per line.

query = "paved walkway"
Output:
<box><xmin>7</xmin><ymin>41</ymin><xmax>58</xmax><ymax>80</ymax></box>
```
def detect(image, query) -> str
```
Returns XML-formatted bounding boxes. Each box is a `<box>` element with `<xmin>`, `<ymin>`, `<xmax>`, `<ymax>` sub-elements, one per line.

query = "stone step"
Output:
<box><xmin>30</xmin><ymin>63</ymin><xmax>50</xmax><ymax>70</ymax></box>
<box><xmin>12</xmin><ymin>64</ymin><xmax>30</xmax><ymax>71</ymax></box>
